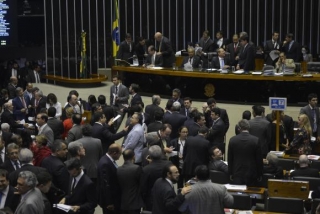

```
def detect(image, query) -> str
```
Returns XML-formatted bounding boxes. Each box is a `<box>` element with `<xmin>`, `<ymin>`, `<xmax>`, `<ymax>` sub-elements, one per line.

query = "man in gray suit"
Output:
<box><xmin>117</xmin><ymin>149</ymin><xmax>143</xmax><ymax>214</ymax></box>
<box><xmin>47</xmin><ymin>107</ymin><xmax>64</xmax><ymax>140</ymax></box>
<box><xmin>179</xmin><ymin>165</ymin><xmax>233</xmax><ymax>214</ymax></box>
<box><xmin>248</xmin><ymin>105</ymin><xmax>270</xmax><ymax>158</ymax></box>
<box><xmin>36</xmin><ymin>113</ymin><xmax>54</xmax><ymax>147</ymax></box>
<box><xmin>15</xmin><ymin>171</ymin><xmax>44</xmax><ymax>214</ymax></box>
<box><xmin>66</xmin><ymin>114</ymin><xmax>83</xmax><ymax>144</ymax></box>
<box><xmin>110</xmin><ymin>75</ymin><xmax>129</xmax><ymax>130</ymax></box>
<box><xmin>72</xmin><ymin>124</ymin><xmax>103</xmax><ymax>184</ymax></box>
<box><xmin>300</xmin><ymin>93</ymin><xmax>320</xmax><ymax>141</ymax></box>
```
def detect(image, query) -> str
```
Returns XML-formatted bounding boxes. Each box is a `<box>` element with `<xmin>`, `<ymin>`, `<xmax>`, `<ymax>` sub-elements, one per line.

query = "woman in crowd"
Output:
<box><xmin>167</xmin><ymin>126</ymin><xmax>188</xmax><ymax>188</ymax></box>
<box><xmin>32</xmin><ymin>134</ymin><xmax>51</xmax><ymax>166</ymax></box>
<box><xmin>286</xmin><ymin>114</ymin><xmax>312</xmax><ymax>155</ymax></box>
<box><xmin>46</xmin><ymin>93</ymin><xmax>62</xmax><ymax>119</ymax></box>
<box><xmin>267</xmin><ymin>110</ymin><xmax>289</xmax><ymax>151</ymax></box>
<box><xmin>301</xmin><ymin>45</ymin><xmax>313</xmax><ymax>62</ymax></box>
<box><xmin>62</xmin><ymin>107</ymin><xmax>74</xmax><ymax>139</ymax></box>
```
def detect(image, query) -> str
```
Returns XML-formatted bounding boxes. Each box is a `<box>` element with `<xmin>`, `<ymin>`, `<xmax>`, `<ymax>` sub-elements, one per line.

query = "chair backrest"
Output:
<box><xmin>292</xmin><ymin>176</ymin><xmax>320</xmax><ymax>191</ymax></box>
<box><xmin>256</xmin><ymin>173</ymin><xmax>275</xmax><ymax>188</ymax></box>
<box><xmin>295</xmin><ymin>62</ymin><xmax>301</xmax><ymax>73</ymax></box>
<box><xmin>263</xmin><ymin>65</ymin><xmax>274</xmax><ymax>71</ymax></box>
<box><xmin>308</xmin><ymin>62</ymin><xmax>320</xmax><ymax>72</ymax></box>
<box><xmin>311</xmin><ymin>198</ymin><xmax>320</xmax><ymax>214</ymax></box>
<box><xmin>277</xmin><ymin>158</ymin><xmax>295</xmax><ymax>171</ymax></box>
<box><xmin>141</xmin><ymin>211</ymin><xmax>152</xmax><ymax>214</ymax></box>
<box><xmin>267</xmin><ymin>197</ymin><xmax>304</xmax><ymax>214</ymax></box>
<box><xmin>268</xmin><ymin>179</ymin><xmax>309</xmax><ymax>199</ymax></box>
<box><xmin>209</xmin><ymin>170</ymin><xmax>230</xmax><ymax>184</ymax></box>
<box><xmin>229</xmin><ymin>193</ymin><xmax>252</xmax><ymax>210</ymax></box>
<box><xmin>311</xmin><ymin>161</ymin><xmax>320</xmax><ymax>171</ymax></box>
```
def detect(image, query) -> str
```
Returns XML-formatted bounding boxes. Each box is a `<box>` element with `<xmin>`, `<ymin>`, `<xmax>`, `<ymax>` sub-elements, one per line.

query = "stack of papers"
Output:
<box><xmin>302</xmin><ymin>74</ymin><xmax>313</xmax><ymax>77</ymax></box>
<box><xmin>224</xmin><ymin>184</ymin><xmax>247</xmax><ymax>191</ymax></box>
<box><xmin>252</xmin><ymin>71</ymin><xmax>262</xmax><ymax>75</ymax></box>
<box><xmin>263</xmin><ymin>70</ymin><xmax>274</xmax><ymax>76</ymax></box>
<box><xmin>269</xmin><ymin>151</ymin><xmax>284</xmax><ymax>157</ymax></box>
<box><xmin>53</xmin><ymin>204</ymin><xmax>72</xmax><ymax>212</ymax></box>
<box><xmin>308</xmin><ymin>155</ymin><xmax>320</xmax><ymax>160</ymax></box>
<box><xmin>233</xmin><ymin>70</ymin><xmax>244</xmax><ymax>74</ymax></box>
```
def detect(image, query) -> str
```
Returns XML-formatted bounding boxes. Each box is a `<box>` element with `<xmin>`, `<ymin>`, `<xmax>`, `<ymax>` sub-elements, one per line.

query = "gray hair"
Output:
<box><xmin>18</xmin><ymin>171</ymin><xmax>38</xmax><ymax>188</ymax></box>
<box><xmin>152</xmin><ymin>95</ymin><xmax>161</xmax><ymax>105</ymax></box>
<box><xmin>172</xmin><ymin>101</ymin><xmax>181</xmax><ymax>111</ymax></box>
<box><xmin>51</xmin><ymin>140</ymin><xmax>66</xmax><ymax>153</ymax></box>
<box><xmin>19</xmin><ymin>148</ymin><xmax>34</xmax><ymax>164</ymax></box>
<box><xmin>239</xmin><ymin>31</ymin><xmax>248</xmax><ymax>37</ymax></box>
<box><xmin>149</xmin><ymin>145</ymin><xmax>162</xmax><ymax>160</ymax></box>
<box><xmin>35</xmin><ymin>90</ymin><xmax>43</xmax><ymax>97</ymax></box>
<box><xmin>7</xmin><ymin>143</ymin><xmax>19</xmax><ymax>151</ymax></box>
<box><xmin>1</xmin><ymin>123</ymin><xmax>10</xmax><ymax>131</ymax></box>
<box><xmin>238</xmin><ymin>119</ymin><xmax>250</xmax><ymax>131</ymax></box>
<box><xmin>68</xmin><ymin>141</ymin><xmax>83</xmax><ymax>157</ymax></box>
<box><xmin>266</xmin><ymin>153</ymin><xmax>278</xmax><ymax>166</ymax></box>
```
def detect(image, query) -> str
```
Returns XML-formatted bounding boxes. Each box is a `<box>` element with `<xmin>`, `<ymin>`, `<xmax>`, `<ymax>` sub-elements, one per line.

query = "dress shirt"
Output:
<box><xmin>26</xmin><ymin>91</ymin><xmax>32</xmax><ymax>100</ymax></box>
<box><xmin>46</xmin><ymin>102</ymin><xmax>62</xmax><ymax>118</ymax></box>
<box><xmin>34</xmin><ymin>71</ymin><xmax>41</xmax><ymax>83</ymax></box>
<box><xmin>11</xmin><ymin>69</ymin><xmax>17</xmax><ymax>77</ymax></box>
<box><xmin>0</xmin><ymin>185</ymin><xmax>9</xmax><ymax>208</ymax></box>
<box><xmin>11</xmin><ymin>160</ymin><xmax>21</xmax><ymax>170</ymax></box>
<box><xmin>38</xmin><ymin>123</ymin><xmax>48</xmax><ymax>135</ymax></box>
<box><xmin>219</xmin><ymin>57</ymin><xmax>225</xmax><ymax>69</ymax></box>
<box><xmin>71</xmin><ymin>170</ymin><xmax>84</xmax><ymax>190</ymax></box>
<box><xmin>0</xmin><ymin>148</ymin><xmax>5</xmax><ymax>163</ymax></box>
<box><xmin>217</xmin><ymin>39</ymin><xmax>223</xmax><ymax>48</ymax></box>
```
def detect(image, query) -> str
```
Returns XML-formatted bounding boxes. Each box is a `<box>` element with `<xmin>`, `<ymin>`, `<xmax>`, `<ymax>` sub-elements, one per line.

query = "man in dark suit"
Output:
<box><xmin>264</xmin><ymin>31</ymin><xmax>282</xmax><ymax>66</ymax></box>
<box><xmin>117</xmin><ymin>149</ymin><xmax>143</xmax><ymax>214</ymax></box>
<box><xmin>180</xmin><ymin>47</ymin><xmax>201</xmax><ymax>69</ymax></box>
<box><xmin>211</xmin><ymin>48</ymin><xmax>231</xmax><ymax>69</ymax></box>
<box><xmin>147</xmin><ymin>109</ymin><xmax>164</xmax><ymax>133</ymax></box>
<box><xmin>141</xmin><ymin>145</ymin><xmax>171</xmax><ymax>210</ymax></box>
<box><xmin>9</xmin><ymin>148</ymin><xmax>47</xmax><ymax>187</ymax></box>
<box><xmin>72</xmin><ymin>124</ymin><xmax>103</xmax><ymax>184</ymax></box>
<box><xmin>98</xmin><ymin>95</ymin><xmax>115</xmax><ymax>128</ymax></box>
<box><xmin>208</xmin><ymin>146</ymin><xmax>228</xmax><ymax>174</ymax></box>
<box><xmin>41</xmin><ymin>140</ymin><xmax>69</xmax><ymax>194</ymax></box>
<box><xmin>7</xmin><ymin>76</ymin><xmax>17</xmax><ymax>99</ymax></box>
<box><xmin>236</xmin><ymin>35</ymin><xmax>255</xmax><ymax>71</ymax></box>
<box><xmin>152</xmin><ymin>164</ymin><xmax>191</xmax><ymax>214</ymax></box>
<box><xmin>183</xmin><ymin>127</ymin><xmax>210</xmax><ymax>181</ymax></box>
<box><xmin>249</xmin><ymin>105</ymin><xmax>270</xmax><ymax>158</ymax></box>
<box><xmin>59</xmin><ymin>158</ymin><xmax>97</xmax><ymax>214</ymax></box>
<box><xmin>205</xmin><ymin>98</ymin><xmax>229</xmax><ymax>134</ymax></box>
<box><xmin>207</xmin><ymin>108</ymin><xmax>226</xmax><ymax>154</ymax></box>
<box><xmin>226</xmin><ymin>34</ymin><xmax>241</xmax><ymax>66</ymax></box>
<box><xmin>1</xmin><ymin>102</ymin><xmax>28</xmax><ymax>133</ymax></box>
<box><xmin>26</xmin><ymin>64</ymin><xmax>42</xmax><ymax>83</ymax></box>
<box><xmin>163</xmin><ymin>101</ymin><xmax>187</xmax><ymax>139</ymax></box>
<box><xmin>1</xmin><ymin>143</ymin><xmax>20</xmax><ymax>175</ymax></box>
<box><xmin>187</xmin><ymin>112</ymin><xmax>206</xmax><ymax>137</ymax></box>
<box><xmin>145</xmin><ymin>95</ymin><xmax>163</xmax><ymax>123</ymax></box>
<box><xmin>12</xmin><ymin>87</ymin><xmax>29</xmax><ymax>121</ymax></box>
<box><xmin>66</xmin><ymin>114</ymin><xmax>83</xmax><ymax>144</ymax></box>
<box><xmin>198</xmin><ymin>30</ymin><xmax>215</xmax><ymax>68</ymax></box>
<box><xmin>154</xmin><ymin>32</ymin><xmax>175</xmax><ymax>67</ymax></box>
<box><xmin>291</xmin><ymin>155</ymin><xmax>319</xmax><ymax>178</ymax></box>
<box><xmin>116</xmin><ymin>33</ymin><xmax>134</xmax><ymax>63</ymax></box>
<box><xmin>282</xmin><ymin>33</ymin><xmax>302</xmax><ymax>62</ymax></box>
<box><xmin>97</xmin><ymin>144</ymin><xmax>122</xmax><ymax>214</ymax></box>
<box><xmin>134</xmin><ymin>37</ymin><xmax>147</xmax><ymax>65</ymax></box>
<box><xmin>91</xmin><ymin>112</ymin><xmax>128</xmax><ymax>154</ymax></box>
<box><xmin>47</xmin><ymin>107</ymin><xmax>64</xmax><ymax>140</ymax></box>
<box><xmin>144</xmin><ymin>45</ymin><xmax>163</xmax><ymax>67</ymax></box>
<box><xmin>0</xmin><ymin>169</ymin><xmax>20</xmax><ymax>211</ymax></box>
<box><xmin>228</xmin><ymin>119</ymin><xmax>263</xmax><ymax>185</ymax></box>
<box><xmin>129</xmin><ymin>83</ymin><xmax>142</xmax><ymax>107</ymax></box>
<box><xmin>214</xmin><ymin>31</ymin><xmax>229</xmax><ymax>50</ymax></box>
<box><xmin>180</xmin><ymin>97</ymin><xmax>192</xmax><ymax>118</ymax></box>
<box><xmin>300</xmin><ymin>93</ymin><xmax>320</xmax><ymax>141</ymax></box>
<box><xmin>30</xmin><ymin>90</ymin><xmax>47</xmax><ymax>117</ymax></box>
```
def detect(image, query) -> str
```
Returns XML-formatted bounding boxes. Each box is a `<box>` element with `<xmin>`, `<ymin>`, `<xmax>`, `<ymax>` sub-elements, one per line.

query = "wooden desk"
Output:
<box><xmin>228</xmin><ymin>187</ymin><xmax>266</xmax><ymax>199</ymax></box>
<box><xmin>252</xmin><ymin>212</ymin><xmax>289</xmax><ymax>214</ymax></box>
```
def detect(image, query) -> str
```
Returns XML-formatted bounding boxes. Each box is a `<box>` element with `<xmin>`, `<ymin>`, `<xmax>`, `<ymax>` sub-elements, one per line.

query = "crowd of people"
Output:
<box><xmin>0</xmin><ymin>67</ymin><xmax>320</xmax><ymax>213</ymax></box>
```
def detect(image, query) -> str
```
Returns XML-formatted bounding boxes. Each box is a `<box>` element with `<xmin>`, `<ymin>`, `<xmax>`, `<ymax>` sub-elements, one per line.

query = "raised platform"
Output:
<box><xmin>43</xmin><ymin>74</ymin><xmax>107</xmax><ymax>87</ymax></box>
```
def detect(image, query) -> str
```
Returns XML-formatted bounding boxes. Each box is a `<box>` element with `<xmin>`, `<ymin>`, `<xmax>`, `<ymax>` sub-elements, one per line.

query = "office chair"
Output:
<box><xmin>209</xmin><ymin>170</ymin><xmax>230</xmax><ymax>184</ymax></box>
<box><xmin>267</xmin><ymin>197</ymin><xmax>304</xmax><ymax>214</ymax></box>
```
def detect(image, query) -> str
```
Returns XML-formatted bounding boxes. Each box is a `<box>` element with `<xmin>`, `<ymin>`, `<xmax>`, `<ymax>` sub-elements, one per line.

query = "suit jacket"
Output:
<box><xmin>248</xmin><ymin>117</ymin><xmax>270</xmax><ymax>157</ymax></box>
<box><xmin>9</xmin><ymin>164</ymin><xmax>47</xmax><ymax>187</ymax></box>
<box><xmin>134</xmin><ymin>42</ymin><xmax>147</xmax><ymax>65</ymax></box>
<box><xmin>152</xmin><ymin>178</ymin><xmax>185</xmax><ymax>214</ymax></box>
<box><xmin>208</xmin><ymin>159</ymin><xmax>229</xmax><ymax>174</ymax></box>
<box><xmin>47</xmin><ymin>117</ymin><xmax>64</xmax><ymax>140</ymax></box>
<box><xmin>4</xmin><ymin>185</ymin><xmax>20</xmax><ymax>212</ymax></box>
<box><xmin>282</xmin><ymin>40</ymin><xmax>302</xmax><ymax>62</ymax></box>
<box><xmin>65</xmin><ymin>173</ymin><xmax>97</xmax><ymax>214</ymax></box>
<box><xmin>97</xmin><ymin>155</ymin><xmax>121</xmax><ymax>211</ymax></box>
<box><xmin>228</xmin><ymin>132</ymin><xmax>263</xmax><ymax>185</ymax></box>
<box><xmin>75</xmin><ymin>136</ymin><xmax>103</xmax><ymax>179</ymax></box>
<box><xmin>264</xmin><ymin>40</ymin><xmax>281</xmax><ymax>65</ymax></box>
<box><xmin>275</xmin><ymin>58</ymin><xmax>296</xmax><ymax>72</ymax></box>
<box><xmin>116</xmin><ymin>40</ymin><xmax>134</xmax><ymax>62</ymax></box>
<box><xmin>12</xmin><ymin>96</ymin><xmax>29</xmax><ymax>121</ymax></box>
<box><xmin>130</xmin><ymin>93</ymin><xmax>142</xmax><ymax>107</ymax></box>
<box><xmin>140</xmin><ymin>159</ymin><xmax>172</xmax><ymax>211</ymax></box>
<box><xmin>145</xmin><ymin>104</ymin><xmax>164</xmax><ymax>123</ymax></box>
<box><xmin>0</xmin><ymin>109</ymin><xmax>24</xmax><ymax>132</ymax></box>
<box><xmin>180</xmin><ymin>55</ymin><xmax>201</xmax><ymax>68</ymax></box>
<box><xmin>41</xmin><ymin>155</ymin><xmax>70</xmax><ymax>194</ymax></box>
<box><xmin>26</xmin><ymin>70</ymin><xmax>42</xmax><ymax>83</ymax></box>
<box><xmin>147</xmin><ymin>121</ymin><xmax>163</xmax><ymax>133</ymax></box>
<box><xmin>179</xmin><ymin>180</ymin><xmax>233</xmax><ymax>214</ymax></box>
<box><xmin>7</xmin><ymin>83</ymin><xmax>16</xmax><ymax>99</ymax></box>
<box><xmin>155</xmin><ymin>36</ymin><xmax>175</xmax><ymax>67</ymax></box>
<box><xmin>91</xmin><ymin>123</ymin><xmax>126</xmax><ymax>154</ymax></box>
<box><xmin>109</xmin><ymin>84</ymin><xmax>129</xmax><ymax>108</ymax></box>
<box><xmin>214</xmin><ymin>38</ymin><xmax>230</xmax><ymax>49</ymax></box>
<box><xmin>238</xmin><ymin>43</ymin><xmax>255</xmax><ymax>71</ymax></box>
<box><xmin>290</xmin><ymin>167</ymin><xmax>320</xmax><ymax>178</ymax></box>
<box><xmin>163</xmin><ymin>111</ymin><xmax>187</xmax><ymax>139</ymax></box>
<box><xmin>117</xmin><ymin>161</ymin><xmax>143</xmax><ymax>210</ymax></box>
<box><xmin>211</xmin><ymin>57</ymin><xmax>231</xmax><ymax>69</ymax></box>
<box><xmin>207</xmin><ymin>118</ymin><xmax>226</xmax><ymax>152</ymax></box>
<box><xmin>30</xmin><ymin>96</ymin><xmax>47</xmax><ymax>117</ymax></box>
<box><xmin>300</xmin><ymin>105</ymin><xmax>320</xmax><ymax>136</ymax></box>
<box><xmin>198</xmin><ymin>37</ymin><xmax>215</xmax><ymax>53</ymax></box>
<box><xmin>145</xmin><ymin>54</ymin><xmax>163</xmax><ymax>67</ymax></box>
<box><xmin>187</xmin><ymin>122</ymin><xmax>201</xmax><ymax>137</ymax></box>
<box><xmin>15</xmin><ymin>188</ymin><xmax>44</xmax><ymax>214</ymax></box>
<box><xmin>204</xmin><ymin>108</ymin><xmax>230</xmax><ymax>134</ymax></box>
<box><xmin>183</xmin><ymin>135</ymin><xmax>210</xmax><ymax>176</ymax></box>
<box><xmin>0</xmin><ymin>159</ymin><xmax>16</xmax><ymax>174</ymax></box>
<box><xmin>38</xmin><ymin>124</ymin><xmax>54</xmax><ymax>147</ymax></box>
<box><xmin>66</xmin><ymin>124</ymin><xmax>83</xmax><ymax>144</ymax></box>
<box><xmin>226</xmin><ymin>42</ymin><xmax>241</xmax><ymax>66</ymax></box>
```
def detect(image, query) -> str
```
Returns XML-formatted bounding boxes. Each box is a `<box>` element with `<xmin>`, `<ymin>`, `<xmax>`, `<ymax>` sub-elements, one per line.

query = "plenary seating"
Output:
<box><xmin>292</xmin><ymin>176</ymin><xmax>320</xmax><ymax>191</ymax></box>
<box><xmin>209</xmin><ymin>170</ymin><xmax>230</xmax><ymax>184</ymax></box>
<box><xmin>229</xmin><ymin>193</ymin><xmax>252</xmax><ymax>210</ymax></box>
<box><xmin>267</xmin><ymin>197</ymin><xmax>304</xmax><ymax>214</ymax></box>
<box><xmin>256</xmin><ymin>173</ymin><xmax>275</xmax><ymax>188</ymax></box>
<box><xmin>311</xmin><ymin>198</ymin><xmax>320</xmax><ymax>214</ymax></box>
<box><xmin>308</xmin><ymin>62</ymin><xmax>320</xmax><ymax>72</ymax></box>
<box><xmin>277</xmin><ymin>158</ymin><xmax>295</xmax><ymax>171</ymax></box>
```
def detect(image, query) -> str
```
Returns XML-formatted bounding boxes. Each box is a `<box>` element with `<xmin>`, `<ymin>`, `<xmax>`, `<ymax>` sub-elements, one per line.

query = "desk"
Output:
<box><xmin>112</xmin><ymin>66</ymin><xmax>320</xmax><ymax>103</ymax></box>
<box><xmin>227</xmin><ymin>187</ymin><xmax>266</xmax><ymax>200</ymax></box>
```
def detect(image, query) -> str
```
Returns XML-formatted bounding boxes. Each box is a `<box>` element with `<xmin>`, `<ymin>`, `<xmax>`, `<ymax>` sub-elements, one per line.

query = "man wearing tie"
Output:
<box><xmin>211</xmin><ymin>48</ymin><xmax>231</xmax><ymax>70</ymax></box>
<box><xmin>116</xmin><ymin>33</ymin><xmax>134</xmax><ymax>64</ymax></box>
<box><xmin>264</xmin><ymin>31</ymin><xmax>282</xmax><ymax>66</ymax></box>
<box><xmin>0</xmin><ymin>169</ymin><xmax>20</xmax><ymax>211</ymax></box>
<box><xmin>226</xmin><ymin>34</ymin><xmax>241</xmax><ymax>66</ymax></box>
<box><xmin>27</xmin><ymin>64</ymin><xmax>42</xmax><ymax>83</ymax></box>
<box><xmin>300</xmin><ymin>93</ymin><xmax>320</xmax><ymax>142</ymax></box>
<box><xmin>236</xmin><ymin>36</ymin><xmax>255</xmax><ymax>71</ymax></box>
<box><xmin>1</xmin><ymin>143</ymin><xmax>20</xmax><ymax>174</ymax></box>
<box><xmin>12</xmin><ymin>87</ymin><xmax>29</xmax><ymax>121</ymax></box>
<box><xmin>282</xmin><ymin>33</ymin><xmax>302</xmax><ymax>62</ymax></box>
<box><xmin>154</xmin><ymin>32</ymin><xmax>175</xmax><ymax>68</ymax></box>
<box><xmin>180</xmin><ymin>97</ymin><xmax>192</xmax><ymax>117</ymax></box>
<box><xmin>144</xmin><ymin>45</ymin><xmax>163</xmax><ymax>67</ymax></box>
<box><xmin>180</xmin><ymin>47</ymin><xmax>201</xmax><ymax>69</ymax></box>
<box><xmin>207</xmin><ymin>108</ymin><xmax>226</xmax><ymax>154</ymax></box>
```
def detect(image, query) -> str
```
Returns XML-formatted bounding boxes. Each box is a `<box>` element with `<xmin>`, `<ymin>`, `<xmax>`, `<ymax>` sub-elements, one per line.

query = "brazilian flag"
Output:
<box><xmin>112</xmin><ymin>0</ymin><xmax>120</xmax><ymax>57</ymax></box>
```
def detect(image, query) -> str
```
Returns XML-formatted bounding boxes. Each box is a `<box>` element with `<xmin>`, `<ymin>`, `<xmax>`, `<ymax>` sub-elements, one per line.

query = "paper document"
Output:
<box><xmin>112</xmin><ymin>115</ymin><xmax>121</xmax><ymax>122</ymax></box>
<box><xmin>269</xmin><ymin>50</ymin><xmax>280</xmax><ymax>61</ymax></box>
<box><xmin>237</xmin><ymin>211</ymin><xmax>253</xmax><ymax>214</ymax></box>
<box><xmin>224</xmin><ymin>184</ymin><xmax>247</xmax><ymax>191</ymax></box>
<box><xmin>233</xmin><ymin>70</ymin><xmax>244</xmax><ymax>74</ymax></box>
<box><xmin>19</xmin><ymin>119</ymin><xmax>25</xmax><ymax>124</ymax></box>
<box><xmin>53</xmin><ymin>204</ymin><xmax>72</xmax><ymax>212</ymax></box>
<box><xmin>252</xmin><ymin>71</ymin><xmax>262</xmax><ymax>75</ymax></box>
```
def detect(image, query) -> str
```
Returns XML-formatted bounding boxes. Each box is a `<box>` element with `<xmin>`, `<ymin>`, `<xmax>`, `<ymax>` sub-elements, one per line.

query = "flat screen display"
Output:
<box><xmin>0</xmin><ymin>0</ymin><xmax>17</xmax><ymax>46</ymax></box>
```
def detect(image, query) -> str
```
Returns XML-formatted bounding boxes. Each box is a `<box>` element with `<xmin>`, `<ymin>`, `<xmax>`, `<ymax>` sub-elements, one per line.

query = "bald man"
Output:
<box><xmin>290</xmin><ymin>155</ymin><xmax>319</xmax><ymax>178</ymax></box>
<box><xmin>97</xmin><ymin>143</ymin><xmax>122</xmax><ymax>214</ymax></box>
<box><xmin>154</xmin><ymin>32</ymin><xmax>175</xmax><ymax>67</ymax></box>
